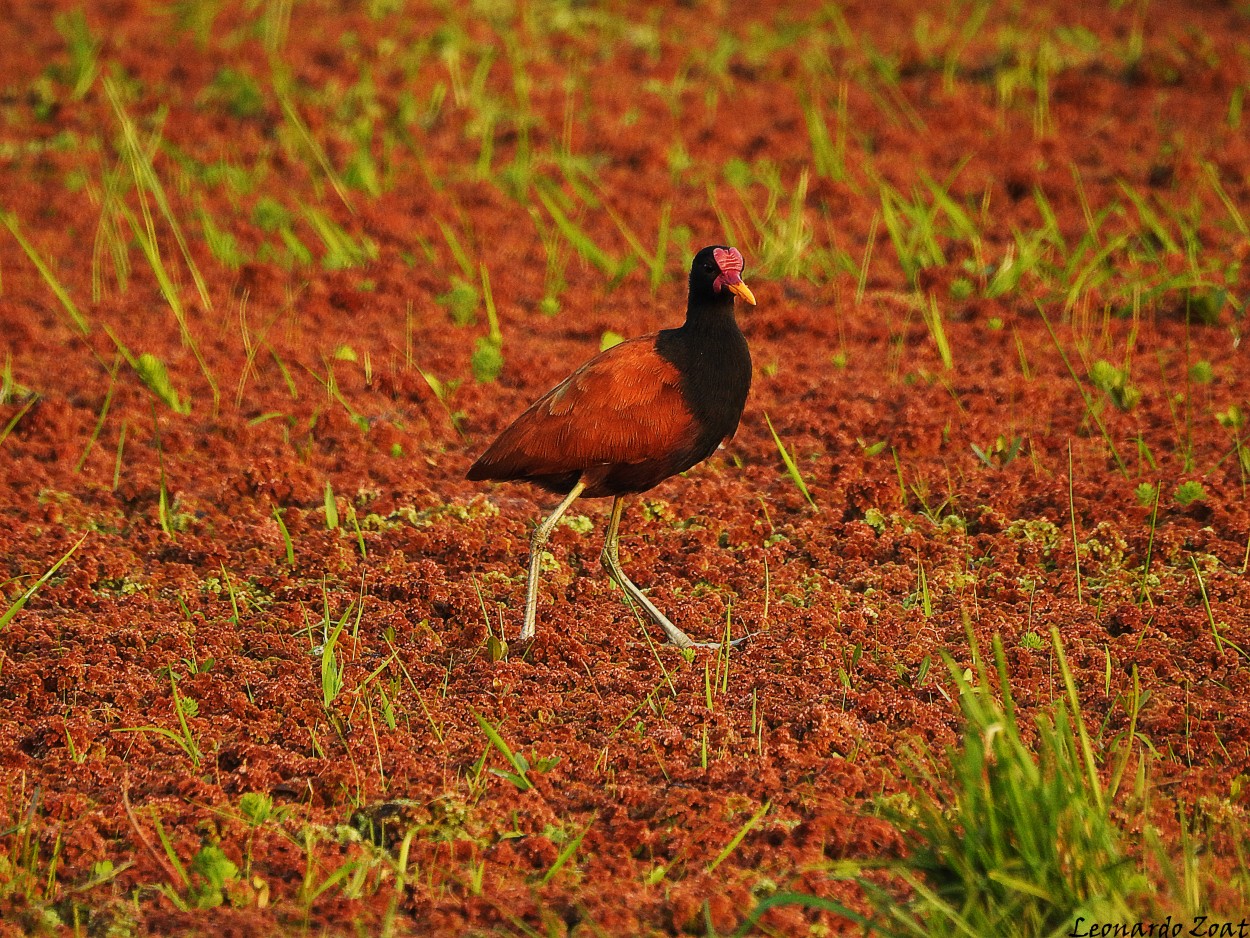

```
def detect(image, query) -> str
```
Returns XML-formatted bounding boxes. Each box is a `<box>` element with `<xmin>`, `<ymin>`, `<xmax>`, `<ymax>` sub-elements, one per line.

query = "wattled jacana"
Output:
<box><xmin>467</xmin><ymin>245</ymin><xmax>755</xmax><ymax>648</ymax></box>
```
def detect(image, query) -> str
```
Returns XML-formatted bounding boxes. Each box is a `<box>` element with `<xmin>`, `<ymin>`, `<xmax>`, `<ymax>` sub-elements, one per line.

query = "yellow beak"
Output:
<box><xmin>728</xmin><ymin>280</ymin><xmax>757</xmax><ymax>306</ymax></box>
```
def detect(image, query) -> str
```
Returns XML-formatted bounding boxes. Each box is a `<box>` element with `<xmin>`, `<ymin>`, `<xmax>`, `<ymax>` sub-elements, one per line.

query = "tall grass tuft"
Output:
<box><xmin>865</xmin><ymin>628</ymin><xmax>1145</xmax><ymax>934</ymax></box>
<box><xmin>737</xmin><ymin>628</ymin><xmax>1147</xmax><ymax>936</ymax></box>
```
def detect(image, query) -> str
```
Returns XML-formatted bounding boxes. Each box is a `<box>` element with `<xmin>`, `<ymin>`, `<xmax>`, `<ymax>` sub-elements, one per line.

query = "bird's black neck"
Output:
<box><xmin>685</xmin><ymin>293</ymin><xmax>736</xmax><ymax>326</ymax></box>
<box><xmin>656</xmin><ymin>302</ymin><xmax>751</xmax><ymax>449</ymax></box>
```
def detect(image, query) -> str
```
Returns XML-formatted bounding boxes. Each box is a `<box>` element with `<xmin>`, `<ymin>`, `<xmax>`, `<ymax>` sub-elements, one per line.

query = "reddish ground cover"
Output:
<box><xmin>1</xmin><ymin>0</ymin><xmax>1249</xmax><ymax>934</ymax></box>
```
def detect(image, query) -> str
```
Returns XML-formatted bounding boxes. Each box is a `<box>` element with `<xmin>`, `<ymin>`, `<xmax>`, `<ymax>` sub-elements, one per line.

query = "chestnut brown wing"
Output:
<box><xmin>467</xmin><ymin>336</ymin><xmax>697</xmax><ymax>482</ymax></box>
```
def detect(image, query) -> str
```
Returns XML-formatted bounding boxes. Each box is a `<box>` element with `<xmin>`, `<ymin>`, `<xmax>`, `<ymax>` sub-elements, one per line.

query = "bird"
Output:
<box><xmin>467</xmin><ymin>245</ymin><xmax>756</xmax><ymax>649</ymax></box>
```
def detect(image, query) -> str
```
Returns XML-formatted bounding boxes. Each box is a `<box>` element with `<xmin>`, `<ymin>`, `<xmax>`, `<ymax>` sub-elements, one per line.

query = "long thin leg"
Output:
<box><xmin>521</xmin><ymin>480</ymin><xmax>586</xmax><ymax>642</ymax></box>
<box><xmin>600</xmin><ymin>496</ymin><xmax>703</xmax><ymax>649</ymax></box>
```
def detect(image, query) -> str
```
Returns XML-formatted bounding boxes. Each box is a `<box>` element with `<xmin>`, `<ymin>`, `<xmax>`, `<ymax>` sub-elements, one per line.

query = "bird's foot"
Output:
<box><xmin>600</xmin><ymin>548</ymin><xmax>750</xmax><ymax>650</ymax></box>
<box><xmin>674</xmin><ymin>633</ymin><xmax>751</xmax><ymax>651</ymax></box>
<box><xmin>658</xmin><ymin>620</ymin><xmax>751</xmax><ymax>650</ymax></box>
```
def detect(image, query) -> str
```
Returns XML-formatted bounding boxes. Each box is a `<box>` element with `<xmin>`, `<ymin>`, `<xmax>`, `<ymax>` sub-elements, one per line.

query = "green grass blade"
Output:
<box><xmin>320</xmin><ymin>600</ymin><xmax>352</xmax><ymax>709</ymax></box>
<box><xmin>471</xmin><ymin>708</ymin><xmax>531</xmax><ymax>790</ymax></box>
<box><xmin>104</xmin><ymin>77</ymin><xmax>212</xmax><ymax>311</ymax></box>
<box><xmin>1202</xmin><ymin>161</ymin><xmax>1250</xmax><ymax>239</ymax></box>
<box><xmin>1035</xmin><ymin>302</ymin><xmax>1128</xmax><ymax>479</ymax></box>
<box><xmin>273</xmin><ymin>507</ymin><xmax>295</xmax><ymax>566</ymax></box>
<box><xmin>707</xmin><ymin>801</ymin><xmax>769</xmax><ymax>873</ymax></box>
<box><xmin>764</xmin><ymin>413</ymin><xmax>817</xmax><ymax>509</ymax></box>
<box><xmin>167</xmin><ymin>674</ymin><xmax>202</xmax><ymax>766</ymax></box>
<box><xmin>1</xmin><ymin>211</ymin><xmax>90</xmax><ymax>335</ymax></box>
<box><xmin>479</xmin><ymin>261</ymin><xmax>501</xmax><ymax>344</ymax></box>
<box><xmin>273</xmin><ymin>79</ymin><xmax>354</xmax><ymax>213</ymax></box>
<box><xmin>323</xmin><ymin>481</ymin><xmax>339</xmax><ymax>530</ymax></box>
<box><xmin>534</xmin><ymin>183</ymin><xmax>617</xmax><ymax>276</ymax></box>
<box><xmin>435</xmin><ymin>218</ymin><xmax>476</xmax><ymax>279</ymax></box>
<box><xmin>1050</xmin><ymin>627</ymin><xmax>1103</xmax><ymax>813</ymax></box>
<box><xmin>734</xmin><ymin>892</ymin><xmax>872</xmax><ymax>937</ymax></box>
<box><xmin>0</xmin><ymin>534</ymin><xmax>89</xmax><ymax>632</ymax></box>
<box><xmin>540</xmin><ymin>817</ymin><xmax>593</xmax><ymax>885</ymax></box>
<box><xmin>0</xmin><ymin>396</ymin><xmax>37</xmax><ymax>448</ymax></box>
<box><xmin>74</xmin><ymin>359</ymin><xmax>121</xmax><ymax>471</ymax></box>
<box><xmin>149</xmin><ymin>812</ymin><xmax>190</xmax><ymax>889</ymax></box>
<box><xmin>922</xmin><ymin>292</ymin><xmax>954</xmax><ymax>370</ymax></box>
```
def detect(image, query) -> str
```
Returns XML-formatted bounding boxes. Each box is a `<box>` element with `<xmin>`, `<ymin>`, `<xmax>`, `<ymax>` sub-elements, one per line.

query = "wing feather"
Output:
<box><xmin>468</xmin><ymin>336</ymin><xmax>695</xmax><ymax>481</ymax></box>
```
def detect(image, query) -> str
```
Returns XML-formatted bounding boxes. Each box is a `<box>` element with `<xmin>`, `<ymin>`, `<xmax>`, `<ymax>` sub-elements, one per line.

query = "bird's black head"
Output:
<box><xmin>688</xmin><ymin>245</ymin><xmax>757</xmax><ymax>310</ymax></box>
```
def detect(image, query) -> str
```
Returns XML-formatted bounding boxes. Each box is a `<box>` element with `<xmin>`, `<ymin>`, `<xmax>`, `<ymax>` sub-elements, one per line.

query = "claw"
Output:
<box><xmin>684</xmin><ymin>634</ymin><xmax>751</xmax><ymax>651</ymax></box>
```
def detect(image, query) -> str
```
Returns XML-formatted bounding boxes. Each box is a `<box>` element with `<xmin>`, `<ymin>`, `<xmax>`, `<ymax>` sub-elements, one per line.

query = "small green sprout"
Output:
<box><xmin>471</xmin><ymin>337</ymin><xmax>504</xmax><ymax>382</ymax></box>
<box><xmin>1174</xmin><ymin>481</ymin><xmax>1206</xmax><ymax>507</ymax></box>
<box><xmin>1188</xmin><ymin>360</ymin><xmax>1214</xmax><ymax>384</ymax></box>
<box><xmin>1088</xmin><ymin>360</ymin><xmax>1141</xmax><ymax>411</ymax></box>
